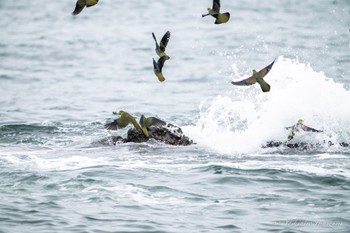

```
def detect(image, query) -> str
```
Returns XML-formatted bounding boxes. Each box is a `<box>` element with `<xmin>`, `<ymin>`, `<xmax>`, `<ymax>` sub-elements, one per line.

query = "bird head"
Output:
<box><xmin>252</xmin><ymin>69</ymin><xmax>261</xmax><ymax>79</ymax></box>
<box><xmin>119</xmin><ymin>110</ymin><xmax>125</xmax><ymax>115</ymax></box>
<box><xmin>207</xmin><ymin>7</ymin><xmax>211</xmax><ymax>12</ymax></box>
<box><xmin>297</xmin><ymin>119</ymin><xmax>304</xmax><ymax>125</ymax></box>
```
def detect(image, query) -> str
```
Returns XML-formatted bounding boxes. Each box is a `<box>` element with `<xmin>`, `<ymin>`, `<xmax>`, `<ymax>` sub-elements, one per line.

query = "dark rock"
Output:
<box><xmin>102</xmin><ymin>124</ymin><xmax>194</xmax><ymax>146</ymax></box>
<box><xmin>263</xmin><ymin>140</ymin><xmax>350</xmax><ymax>149</ymax></box>
<box><xmin>148</xmin><ymin>125</ymin><xmax>193</xmax><ymax>146</ymax></box>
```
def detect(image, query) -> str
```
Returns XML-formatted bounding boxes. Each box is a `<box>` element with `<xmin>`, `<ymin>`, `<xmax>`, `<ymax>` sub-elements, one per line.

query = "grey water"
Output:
<box><xmin>1</xmin><ymin>0</ymin><xmax>350</xmax><ymax>232</ymax></box>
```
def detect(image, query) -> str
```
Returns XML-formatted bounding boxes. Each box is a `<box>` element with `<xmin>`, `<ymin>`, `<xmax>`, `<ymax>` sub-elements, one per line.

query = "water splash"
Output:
<box><xmin>185</xmin><ymin>57</ymin><xmax>350</xmax><ymax>153</ymax></box>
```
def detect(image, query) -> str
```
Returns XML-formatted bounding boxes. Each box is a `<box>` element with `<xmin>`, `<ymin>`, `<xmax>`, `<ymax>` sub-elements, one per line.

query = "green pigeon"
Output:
<box><xmin>139</xmin><ymin>115</ymin><xmax>166</xmax><ymax>138</ymax></box>
<box><xmin>72</xmin><ymin>0</ymin><xmax>99</xmax><ymax>15</ymax></box>
<box><xmin>139</xmin><ymin>115</ymin><xmax>166</xmax><ymax>129</ymax></box>
<box><xmin>153</xmin><ymin>56</ymin><xmax>167</xmax><ymax>82</ymax></box>
<box><xmin>231</xmin><ymin>60</ymin><xmax>275</xmax><ymax>92</ymax></box>
<box><xmin>286</xmin><ymin>119</ymin><xmax>323</xmax><ymax>141</ymax></box>
<box><xmin>202</xmin><ymin>0</ymin><xmax>230</xmax><ymax>24</ymax></box>
<box><xmin>152</xmin><ymin>31</ymin><xmax>171</xmax><ymax>60</ymax></box>
<box><xmin>104</xmin><ymin>111</ymin><xmax>150</xmax><ymax>137</ymax></box>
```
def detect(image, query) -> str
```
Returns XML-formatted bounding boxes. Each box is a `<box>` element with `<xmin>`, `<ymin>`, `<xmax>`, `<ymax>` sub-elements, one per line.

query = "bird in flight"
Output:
<box><xmin>231</xmin><ymin>60</ymin><xmax>275</xmax><ymax>92</ymax></box>
<box><xmin>202</xmin><ymin>0</ymin><xmax>230</xmax><ymax>24</ymax></box>
<box><xmin>153</xmin><ymin>56</ymin><xmax>167</xmax><ymax>82</ymax></box>
<box><xmin>152</xmin><ymin>31</ymin><xmax>171</xmax><ymax>60</ymax></box>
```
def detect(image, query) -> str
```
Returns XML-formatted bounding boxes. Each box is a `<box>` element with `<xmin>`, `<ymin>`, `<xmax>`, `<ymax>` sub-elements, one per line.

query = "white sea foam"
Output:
<box><xmin>184</xmin><ymin>57</ymin><xmax>350</xmax><ymax>154</ymax></box>
<box><xmin>2</xmin><ymin>149</ymin><xmax>113</xmax><ymax>171</ymax></box>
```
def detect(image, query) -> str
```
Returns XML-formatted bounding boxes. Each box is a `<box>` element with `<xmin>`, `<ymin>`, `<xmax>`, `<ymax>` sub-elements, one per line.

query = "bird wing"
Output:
<box><xmin>104</xmin><ymin>119</ymin><xmax>128</xmax><ymax>130</ymax></box>
<box><xmin>231</xmin><ymin>76</ymin><xmax>257</xmax><ymax>86</ymax></box>
<box><xmin>147</xmin><ymin>117</ymin><xmax>167</xmax><ymax>127</ymax></box>
<box><xmin>212</xmin><ymin>0</ymin><xmax>221</xmax><ymax>13</ymax></box>
<box><xmin>104</xmin><ymin>114</ymin><xmax>131</xmax><ymax>130</ymax></box>
<box><xmin>139</xmin><ymin>115</ymin><xmax>146</xmax><ymax>127</ymax></box>
<box><xmin>86</xmin><ymin>0</ymin><xmax>99</xmax><ymax>7</ymax></box>
<box><xmin>153</xmin><ymin>58</ymin><xmax>159</xmax><ymax>71</ymax></box>
<box><xmin>301</xmin><ymin>125</ymin><xmax>323</xmax><ymax>132</ymax></box>
<box><xmin>104</xmin><ymin>121</ymin><xmax>119</xmax><ymax>130</ymax></box>
<box><xmin>159</xmin><ymin>31</ymin><xmax>171</xmax><ymax>52</ymax></box>
<box><xmin>152</xmin><ymin>32</ymin><xmax>160</xmax><ymax>50</ymax></box>
<box><xmin>72</xmin><ymin>0</ymin><xmax>86</xmax><ymax>15</ymax></box>
<box><xmin>157</xmin><ymin>56</ymin><xmax>167</xmax><ymax>71</ymax></box>
<box><xmin>257</xmin><ymin>60</ymin><xmax>275</xmax><ymax>79</ymax></box>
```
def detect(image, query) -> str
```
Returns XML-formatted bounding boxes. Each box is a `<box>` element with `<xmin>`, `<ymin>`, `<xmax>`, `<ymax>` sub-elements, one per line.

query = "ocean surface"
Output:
<box><xmin>1</xmin><ymin>0</ymin><xmax>350</xmax><ymax>232</ymax></box>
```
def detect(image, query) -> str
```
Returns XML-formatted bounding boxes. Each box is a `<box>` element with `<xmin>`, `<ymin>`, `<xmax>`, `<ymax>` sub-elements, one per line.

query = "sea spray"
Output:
<box><xmin>184</xmin><ymin>57</ymin><xmax>350</xmax><ymax>153</ymax></box>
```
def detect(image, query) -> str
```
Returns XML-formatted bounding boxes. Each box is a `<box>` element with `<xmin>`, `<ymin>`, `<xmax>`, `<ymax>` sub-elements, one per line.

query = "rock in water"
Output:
<box><xmin>102</xmin><ymin>124</ymin><xmax>194</xmax><ymax>146</ymax></box>
<box><xmin>148</xmin><ymin>124</ymin><xmax>193</xmax><ymax>146</ymax></box>
<box><xmin>263</xmin><ymin>140</ymin><xmax>350</xmax><ymax>149</ymax></box>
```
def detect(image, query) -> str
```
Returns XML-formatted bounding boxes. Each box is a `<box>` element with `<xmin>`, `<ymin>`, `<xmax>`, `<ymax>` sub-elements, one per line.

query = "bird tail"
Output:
<box><xmin>256</xmin><ymin>78</ymin><xmax>271</xmax><ymax>92</ymax></box>
<box><xmin>155</xmin><ymin>72</ymin><xmax>165</xmax><ymax>82</ymax></box>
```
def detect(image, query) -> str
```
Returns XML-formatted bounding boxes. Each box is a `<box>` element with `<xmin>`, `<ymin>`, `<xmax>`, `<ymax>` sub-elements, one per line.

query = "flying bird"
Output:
<box><xmin>231</xmin><ymin>60</ymin><xmax>275</xmax><ymax>92</ymax></box>
<box><xmin>152</xmin><ymin>31</ymin><xmax>171</xmax><ymax>60</ymax></box>
<box><xmin>105</xmin><ymin>111</ymin><xmax>150</xmax><ymax>137</ymax></box>
<box><xmin>202</xmin><ymin>0</ymin><xmax>230</xmax><ymax>24</ymax></box>
<box><xmin>153</xmin><ymin>56</ymin><xmax>167</xmax><ymax>82</ymax></box>
<box><xmin>72</xmin><ymin>0</ymin><xmax>99</xmax><ymax>15</ymax></box>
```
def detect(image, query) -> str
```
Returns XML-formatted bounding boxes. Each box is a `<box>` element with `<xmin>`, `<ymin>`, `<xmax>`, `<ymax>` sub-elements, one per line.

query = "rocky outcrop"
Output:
<box><xmin>101</xmin><ymin>124</ymin><xmax>194</xmax><ymax>146</ymax></box>
<box><xmin>263</xmin><ymin>141</ymin><xmax>350</xmax><ymax>149</ymax></box>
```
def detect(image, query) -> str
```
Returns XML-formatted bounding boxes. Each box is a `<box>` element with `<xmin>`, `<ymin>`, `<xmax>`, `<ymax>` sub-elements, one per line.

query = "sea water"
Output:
<box><xmin>1</xmin><ymin>0</ymin><xmax>350</xmax><ymax>232</ymax></box>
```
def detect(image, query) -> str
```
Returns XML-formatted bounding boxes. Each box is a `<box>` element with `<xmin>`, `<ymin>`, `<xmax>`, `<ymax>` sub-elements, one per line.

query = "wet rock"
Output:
<box><xmin>103</xmin><ymin>124</ymin><xmax>194</xmax><ymax>146</ymax></box>
<box><xmin>263</xmin><ymin>140</ymin><xmax>350</xmax><ymax>149</ymax></box>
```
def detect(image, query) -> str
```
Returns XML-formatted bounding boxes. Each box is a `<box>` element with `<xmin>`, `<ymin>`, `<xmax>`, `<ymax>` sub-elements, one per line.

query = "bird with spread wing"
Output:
<box><xmin>231</xmin><ymin>60</ymin><xmax>275</xmax><ymax>92</ymax></box>
<box><xmin>202</xmin><ymin>0</ymin><xmax>230</xmax><ymax>24</ymax></box>
<box><xmin>104</xmin><ymin>111</ymin><xmax>150</xmax><ymax>137</ymax></box>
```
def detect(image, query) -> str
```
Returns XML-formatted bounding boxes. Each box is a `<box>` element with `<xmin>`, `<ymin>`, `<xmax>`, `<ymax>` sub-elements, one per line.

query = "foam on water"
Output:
<box><xmin>185</xmin><ymin>57</ymin><xmax>350</xmax><ymax>154</ymax></box>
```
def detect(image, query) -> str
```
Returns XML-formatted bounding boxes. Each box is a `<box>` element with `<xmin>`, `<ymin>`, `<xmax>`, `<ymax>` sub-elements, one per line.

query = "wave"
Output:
<box><xmin>184</xmin><ymin>57</ymin><xmax>350</xmax><ymax>154</ymax></box>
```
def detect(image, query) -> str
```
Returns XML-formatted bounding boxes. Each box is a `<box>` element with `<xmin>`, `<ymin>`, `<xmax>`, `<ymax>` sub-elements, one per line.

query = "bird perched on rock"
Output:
<box><xmin>139</xmin><ymin>115</ymin><xmax>166</xmax><ymax>128</ymax></box>
<box><xmin>72</xmin><ymin>0</ymin><xmax>99</xmax><ymax>15</ymax></box>
<box><xmin>152</xmin><ymin>31</ymin><xmax>171</xmax><ymax>60</ymax></box>
<box><xmin>105</xmin><ymin>111</ymin><xmax>150</xmax><ymax>137</ymax></box>
<box><xmin>153</xmin><ymin>56</ymin><xmax>167</xmax><ymax>82</ymax></box>
<box><xmin>286</xmin><ymin>119</ymin><xmax>323</xmax><ymax>141</ymax></box>
<box><xmin>202</xmin><ymin>0</ymin><xmax>230</xmax><ymax>24</ymax></box>
<box><xmin>231</xmin><ymin>60</ymin><xmax>275</xmax><ymax>92</ymax></box>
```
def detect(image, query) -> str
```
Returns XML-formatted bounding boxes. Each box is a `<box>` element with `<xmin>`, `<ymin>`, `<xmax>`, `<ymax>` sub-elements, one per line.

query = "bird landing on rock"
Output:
<box><xmin>285</xmin><ymin>119</ymin><xmax>323</xmax><ymax>141</ymax></box>
<box><xmin>104</xmin><ymin>111</ymin><xmax>150</xmax><ymax>137</ymax></box>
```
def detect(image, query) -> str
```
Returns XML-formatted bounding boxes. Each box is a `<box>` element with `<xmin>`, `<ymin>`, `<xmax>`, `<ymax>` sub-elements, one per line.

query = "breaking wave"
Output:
<box><xmin>185</xmin><ymin>57</ymin><xmax>350</xmax><ymax>154</ymax></box>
